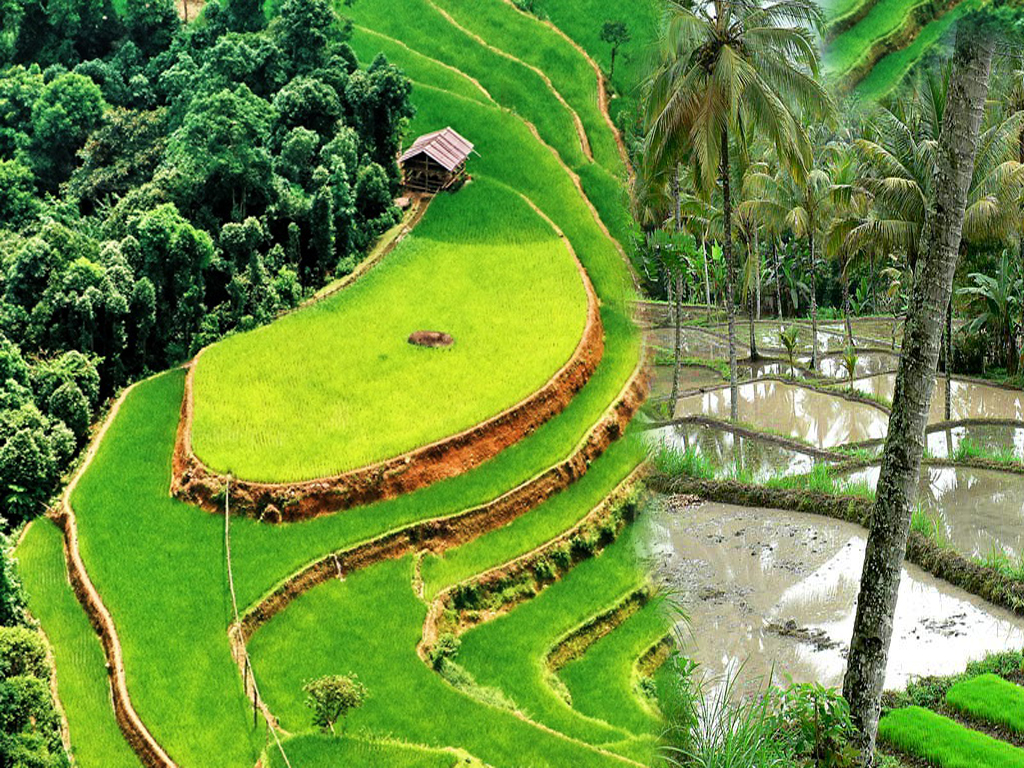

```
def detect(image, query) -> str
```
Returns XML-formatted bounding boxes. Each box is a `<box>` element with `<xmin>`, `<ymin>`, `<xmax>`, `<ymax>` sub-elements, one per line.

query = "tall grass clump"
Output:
<box><xmin>764</xmin><ymin>463</ymin><xmax>875</xmax><ymax>499</ymax></box>
<box><xmin>951</xmin><ymin>438</ymin><xmax>1020</xmax><ymax>466</ymax></box>
<box><xmin>652</xmin><ymin>444</ymin><xmax>716</xmax><ymax>480</ymax></box>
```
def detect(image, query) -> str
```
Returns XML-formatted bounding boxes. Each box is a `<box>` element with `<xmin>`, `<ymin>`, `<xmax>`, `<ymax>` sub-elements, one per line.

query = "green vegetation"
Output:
<box><xmin>456</xmin><ymin>527</ymin><xmax>653</xmax><ymax>752</ymax></box>
<box><xmin>852</xmin><ymin>0</ymin><xmax>982</xmax><ymax>101</ymax></box>
<box><xmin>16</xmin><ymin>520</ymin><xmax>142</xmax><ymax>768</ymax></box>
<box><xmin>192</xmin><ymin>178</ymin><xmax>588</xmax><ymax>480</ymax></box>
<box><xmin>248</xmin><ymin>556</ymin><xmax>636</xmax><ymax>767</ymax></box>
<box><xmin>420</xmin><ymin>432</ymin><xmax>644</xmax><ymax>598</ymax></box>
<box><xmin>266</xmin><ymin>734</ymin><xmax>481</xmax><ymax>767</ymax></box>
<box><xmin>879</xmin><ymin>706</ymin><xmax>1024</xmax><ymax>767</ymax></box>
<box><xmin>951</xmin><ymin>437</ymin><xmax>1022</xmax><ymax>466</ymax></box>
<box><xmin>825</xmin><ymin>0</ymin><xmax>931</xmax><ymax>78</ymax></box>
<box><xmin>558</xmin><ymin>601</ymin><xmax>668</xmax><ymax>736</ymax></box>
<box><xmin>946</xmin><ymin>674</ymin><xmax>1024</xmax><ymax>735</ymax></box>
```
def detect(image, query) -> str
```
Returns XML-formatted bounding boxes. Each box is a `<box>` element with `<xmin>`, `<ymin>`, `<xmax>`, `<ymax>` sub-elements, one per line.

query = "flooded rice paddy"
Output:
<box><xmin>674</xmin><ymin>380</ymin><xmax>890</xmax><ymax>448</ymax></box>
<box><xmin>651</xmin><ymin>365</ymin><xmax>724</xmax><ymax>399</ymax></box>
<box><xmin>854</xmin><ymin>373</ymin><xmax>1024</xmax><ymax>423</ymax></box>
<box><xmin>653</xmin><ymin>501</ymin><xmax>1024</xmax><ymax>690</ymax></box>
<box><xmin>840</xmin><ymin>465</ymin><xmax>1024</xmax><ymax>557</ymax></box>
<box><xmin>926</xmin><ymin>423</ymin><xmax>1024</xmax><ymax>460</ymax></box>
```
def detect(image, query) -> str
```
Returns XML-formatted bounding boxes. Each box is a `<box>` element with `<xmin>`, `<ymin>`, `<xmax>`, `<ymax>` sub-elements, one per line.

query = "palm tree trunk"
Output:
<box><xmin>844</xmin><ymin>264</ymin><xmax>855</xmax><ymax>349</ymax></box>
<box><xmin>945</xmin><ymin>299</ymin><xmax>953</xmax><ymax>421</ymax></box>
<box><xmin>722</xmin><ymin>129</ymin><xmax>738</xmax><ymax>422</ymax></box>
<box><xmin>670</xmin><ymin>272</ymin><xmax>683</xmax><ymax>410</ymax></box>
<box><xmin>702</xmin><ymin>234</ymin><xmax>712</xmax><ymax>308</ymax></box>
<box><xmin>748</xmin><ymin>238</ymin><xmax>760</xmax><ymax>361</ymax></box>
<box><xmin>843</xmin><ymin>22</ymin><xmax>994</xmax><ymax>761</ymax></box>
<box><xmin>773</xmin><ymin>239</ymin><xmax>783</xmax><ymax>317</ymax></box>
<box><xmin>809</xmin><ymin>231</ymin><xmax>819</xmax><ymax>371</ymax></box>
<box><xmin>755</xmin><ymin>230</ymin><xmax>762</xmax><ymax>320</ymax></box>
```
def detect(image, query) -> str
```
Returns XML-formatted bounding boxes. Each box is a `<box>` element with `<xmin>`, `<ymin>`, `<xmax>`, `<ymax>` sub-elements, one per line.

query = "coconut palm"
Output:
<box><xmin>958</xmin><ymin>250</ymin><xmax>1022</xmax><ymax>372</ymax></box>
<box><xmin>643</xmin><ymin>0</ymin><xmax>833</xmax><ymax>420</ymax></box>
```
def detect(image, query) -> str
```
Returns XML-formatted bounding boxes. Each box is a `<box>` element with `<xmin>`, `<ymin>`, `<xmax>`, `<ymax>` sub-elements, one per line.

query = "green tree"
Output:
<box><xmin>643</xmin><ymin>0</ymin><xmax>833</xmax><ymax>419</ymax></box>
<box><xmin>304</xmin><ymin>674</ymin><xmax>368</xmax><ymax>735</ymax></box>
<box><xmin>27</xmin><ymin>72</ymin><xmax>106</xmax><ymax>190</ymax></box>
<box><xmin>0</xmin><ymin>159</ymin><xmax>35</xmax><ymax>226</ymax></box>
<box><xmin>599</xmin><ymin>20</ymin><xmax>630</xmax><ymax>82</ymax></box>
<box><xmin>0</xmin><ymin>627</ymin><xmax>47</xmax><ymax>679</ymax></box>
<box><xmin>123</xmin><ymin>0</ymin><xmax>178</xmax><ymax>57</ymax></box>
<box><xmin>958</xmin><ymin>250</ymin><xmax>1021</xmax><ymax>372</ymax></box>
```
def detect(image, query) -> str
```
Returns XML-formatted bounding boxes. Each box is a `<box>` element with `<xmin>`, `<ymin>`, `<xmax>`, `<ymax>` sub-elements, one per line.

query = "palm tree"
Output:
<box><xmin>643</xmin><ymin>0</ymin><xmax>833</xmax><ymax>420</ymax></box>
<box><xmin>740</xmin><ymin>137</ymin><xmax>855</xmax><ymax>370</ymax></box>
<box><xmin>958</xmin><ymin>250</ymin><xmax>1022</xmax><ymax>372</ymax></box>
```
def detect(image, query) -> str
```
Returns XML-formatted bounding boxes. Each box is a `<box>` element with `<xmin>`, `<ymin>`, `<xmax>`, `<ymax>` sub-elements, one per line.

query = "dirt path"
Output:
<box><xmin>51</xmin><ymin>375</ymin><xmax>178</xmax><ymax>768</ymax></box>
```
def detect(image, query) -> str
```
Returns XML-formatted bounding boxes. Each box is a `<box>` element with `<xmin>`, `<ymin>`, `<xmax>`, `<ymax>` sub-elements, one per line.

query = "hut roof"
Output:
<box><xmin>399</xmin><ymin>127</ymin><xmax>474</xmax><ymax>172</ymax></box>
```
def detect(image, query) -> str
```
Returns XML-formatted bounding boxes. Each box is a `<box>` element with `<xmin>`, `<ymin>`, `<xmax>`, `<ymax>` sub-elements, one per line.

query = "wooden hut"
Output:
<box><xmin>399</xmin><ymin>127</ymin><xmax>474</xmax><ymax>193</ymax></box>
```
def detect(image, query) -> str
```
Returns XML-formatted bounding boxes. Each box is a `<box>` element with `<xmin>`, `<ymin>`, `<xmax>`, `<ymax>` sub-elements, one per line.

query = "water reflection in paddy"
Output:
<box><xmin>648</xmin><ymin>422</ymin><xmax>816</xmax><ymax>481</ymax></box>
<box><xmin>651</xmin><ymin>365</ymin><xmax>724</xmax><ymax>399</ymax></box>
<box><xmin>674</xmin><ymin>380</ymin><xmax>889</xmax><ymax>448</ymax></box>
<box><xmin>652</xmin><ymin>501</ymin><xmax>1024</xmax><ymax>690</ymax></box>
<box><xmin>854</xmin><ymin>374</ymin><xmax>1024</xmax><ymax>422</ymax></box>
<box><xmin>840</xmin><ymin>465</ymin><xmax>1024</xmax><ymax>557</ymax></box>
<box><xmin>816</xmin><ymin>351</ymin><xmax>899</xmax><ymax>380</ymax></box>
<box><xmin>648</xmin><ymin>327</ymin><xmax>747</xmax><ymax>360</ymax></box>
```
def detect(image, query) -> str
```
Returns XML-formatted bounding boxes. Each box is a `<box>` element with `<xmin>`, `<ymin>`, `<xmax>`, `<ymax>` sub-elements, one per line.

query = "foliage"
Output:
<box><xmin>304</xmin><ymin>674</ymin><xmax>368</xmax><ymax>735</ymax></box>
<box><xmin>599</xmin><ymin>20</ymin><xmax>629</xmax><ymax>80</ymax></box>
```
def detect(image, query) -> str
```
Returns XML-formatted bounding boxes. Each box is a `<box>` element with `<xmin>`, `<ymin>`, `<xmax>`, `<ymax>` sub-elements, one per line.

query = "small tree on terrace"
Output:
<box><xmin>304</xmin><ymin>674</ymin><xmax>367</xmax><ymax>736</ymax></box>
<box><xmin>600</xmin><ymin>20</ymin><xmax>630</xmax><ymax>82</ymax></box>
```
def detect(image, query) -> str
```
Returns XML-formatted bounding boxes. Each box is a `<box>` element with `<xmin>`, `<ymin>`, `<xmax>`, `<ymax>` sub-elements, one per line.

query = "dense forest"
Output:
<box><xmin>0</xmin><ymin>0</ymin><xmax>414</xmax><ymax>526</ymax></box>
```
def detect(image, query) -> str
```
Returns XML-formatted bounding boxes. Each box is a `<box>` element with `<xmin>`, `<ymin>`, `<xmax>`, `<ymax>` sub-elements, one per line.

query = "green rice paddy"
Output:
<box><xmin>946</xmin><ymin>674</ymin><xmax>1024</xmax><ymax>736</ymax></box>
<box><xmin>192</xmin><ymin>178</ymin><xmax>587</xmax><ymax>481</ymax></box>
<box><xmin>879</xmin><ymin>706</ymin><xmax>1024</xmax><ymax>767</ymax></box>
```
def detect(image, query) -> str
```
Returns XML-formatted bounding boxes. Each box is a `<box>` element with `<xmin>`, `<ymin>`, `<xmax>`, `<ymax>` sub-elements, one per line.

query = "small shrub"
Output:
<box><xmin>550</xmin><ymin>542</ymin><xmax>572</xmax><ymax>571</ymax></box>
<box><xmin>430</xmin><ymin>633</ymin><xmax>460</xmax><ymax>671</ymax></box>
<box><xmin>533</xmin><ymin>558</ymin><xmax>556</xmax><ymax>583</ymax></box>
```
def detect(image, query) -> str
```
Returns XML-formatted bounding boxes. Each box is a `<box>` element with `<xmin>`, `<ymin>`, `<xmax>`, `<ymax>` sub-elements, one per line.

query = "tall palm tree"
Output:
<box><xmin>740</xmin><ymin>137</ymin><xmax>856</xmax><ymax>370</ymax></box>
<box><xmin>643</xmin><ymin>0</ymin><xmax>833</xmax><ymax>420</ymax></box>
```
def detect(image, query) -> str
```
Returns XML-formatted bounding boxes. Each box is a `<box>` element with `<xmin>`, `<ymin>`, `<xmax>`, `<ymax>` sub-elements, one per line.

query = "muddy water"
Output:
<box><xmin>674</xmin><ymin>381</ymin><xmax>889</xmax><ymax>448</ymax></box>
<box><xmin>854</xmin><ymin>374</ymin><xmax>1024</xmax><ymax>423</ymax></box>
<box><xmin>841</xmin><ymin>465</ymin><xmax>1024</xmax><ymax>557</ymax></box>
<box><xmin>653</xmin><ymin>501</ymin><xmax>1024</xmax><ymax>690</ymax></box>
<box><xmin>648</xmin><ymin>423</ymin><xmax>817</xmax><ymax>481</ymax></box>
<box><xmin>926</xmin><ymin>423</ymin><xmax>1024</xmax><ymax>460</ymax></box>
<box><xmin>651</xmin><ymin>365</ymin><xmax>724</xmax><ymax>399</ymax></box>
<box><xmin>816</xmin><ymin>351</ymin><xmax>899</xmax><ymax>380</ymax></box>
<box><xmin>710</xmin><ymin>322</ymin><xmax>851</xmax><ymax>355</ymax></box>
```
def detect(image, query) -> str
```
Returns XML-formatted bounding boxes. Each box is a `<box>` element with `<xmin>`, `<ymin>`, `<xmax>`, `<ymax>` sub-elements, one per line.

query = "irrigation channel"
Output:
<box><xmin>645</xmin><ymin>304</ymin><xmax>1024</xmax><ymax>693</ymax></box>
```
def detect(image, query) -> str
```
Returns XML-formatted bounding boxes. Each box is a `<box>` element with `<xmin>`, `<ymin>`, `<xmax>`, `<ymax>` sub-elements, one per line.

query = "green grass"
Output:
<box><xmin>351</xmin><ymin>25</ymin><xmax>495</xmax><ymax>105</ymax></box>
<box><xmin>455</xmin><ymin>527</ymin><xmax>650</xmax><ymax>751</ymax></box>
<box><xmin>558</xmin><ymin>601</ymin><xmax>668</xmax><ymax>737</ymax></box>
<box><xmin>825</xmin><ymin>0</ymin><xmax>931</xmax><ymax>77</ymax></box>
<box><xmin>15</xmin><ymin>520</ymin><xmax>143</xmax><ymax>768</ymax></box>
<box><xmin>852</xmin><ymin>0</ymin><xmax>979</xmax><ymax>102</ymax></box>
<box><xmin>879</xmin><ymin>706</ymin><xmax>1024</xmax><ymax>767</ymax></box>
<box><xmin>248</xmin><ymin>556</ymin><xmax>635</xmax><ymax>768</ymax></box>
<box><xmin>946</xmin><ymin>674</ymin><xmax>1024</xmax><ymax>735</ymax></box>
<box><xmin>266</xmin><ymin>734</ymin><xmax>480</xmax><ymax>767</ymax></box>
<box><xmin>429</xmin><ymin>0</ymin><xmax>623</xmax><ymax>173</ymax></box>
<box><xmin>951</xmin><ymin>438</ymin><xmax>1021</xmax><ymax>466</ymax></box>
<box><xmin>764</xmin><ymin>462</ymin><xmax>875</xmax><ymax>498</ymax></box>
<box><xmin>193</xmin><ymin>178</ymin><xmax>587</xmax><ymax>481</ymax></box>
<box><xmin>420</xmin><ymin>431</ymin><xmax>644</xmax><ymax>598</ymax></box>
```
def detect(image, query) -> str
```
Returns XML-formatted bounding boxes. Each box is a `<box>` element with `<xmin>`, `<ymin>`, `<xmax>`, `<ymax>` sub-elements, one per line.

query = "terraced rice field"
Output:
<box><xmin>823</xmin><ymin>0</ymin><xmax>978</xmax><ymax>101</ymax></box>
<box><xmin>15</xmin><ymin>0</ymin><xmax>669</xmax><ymax>765</ymax></box>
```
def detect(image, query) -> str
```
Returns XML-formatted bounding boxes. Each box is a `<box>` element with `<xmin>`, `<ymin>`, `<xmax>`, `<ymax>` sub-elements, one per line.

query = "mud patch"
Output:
<box><xmin>409</xmin><ymin>330</ymin><xmax>454</xmax><ymax>348</ymax></box>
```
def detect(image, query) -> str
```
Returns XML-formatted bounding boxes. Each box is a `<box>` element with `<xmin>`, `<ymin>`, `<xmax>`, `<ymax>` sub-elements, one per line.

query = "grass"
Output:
<box><xmin>15</xmin><ymin>520</ymin><xmax>143</xmax><ymax>768</ymax></box>
<box><xmin>419</xmin><ymin>430</ymin><xmax>644</xmax><ymax>598</ymax></box>
<box><xmin>824</xmin><ymin>0</ymin><xmax>931</xmax><ymax>77</ymax></box>
<box><xmin>445</xmin><ymin>526</ymin><xmax>657</xmax><ymax>757</ymax></box>
<box><xmin>558</xmin><ymin>600</ymin><xmax>668</xmax><ymax>736</ymax></box>
<box><xmin>192</xmin><ymin>178</ymin><xmax>588</xmax><ymax>481</ymax></box>
<box><xmin>763</xmin><ymin>462</ymin><xmax>875</xmax><ymax>498</ymax></box>
<box><xmin>651</xmin><ymin>444</ymin><xmax>716</xmax><ymax>480</ymax></box>
<box><xmin>852</xmin><ymin>0</ymin><xmax>980</xmax><ymax>102</ymax></box>
<box><xmin>911</xmin><ymin>505</ymin><xmax>951</xmax><ymax>547</ymax></box>
<box><xmin>951</xmin><ymin>438</ymin><xmax>1021</xmax><ymax>466</ymax></box>
<box><xmin>247</xmin><ymin>556</ymin><xmax>635</xmax><ymax>768</ymax></box>
<box><xmin>266</xmin><ymin>733</ymin><xmax>482</xmax><ymax>767</ymax></box>
<box><xmin>430</xmin><ymin>0</ymin><xmax>624</xmax><ymax>173</ymax></box>
<box><xmin>524</xmin><ymin>0</ymin><xmax>660</xmax><ymax>104</ymax></box>
<box><xmin>946</xmin><ymin>674</ymin><xmax>1024</xmax><ymax>735</ymax></box>
<box><xmin>879</xmin><ymin>706</ymin><xmax>1024</xmax><ymax>767</ymax></box>
<box><xmin>69</xmin><ymin>371</ymin><xmax>262</xmax><ymax>768</ymax></box>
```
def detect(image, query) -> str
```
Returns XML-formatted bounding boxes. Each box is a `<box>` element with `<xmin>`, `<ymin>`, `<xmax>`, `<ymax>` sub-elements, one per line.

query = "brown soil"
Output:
<box><xmin>239</xmin><ymin>366</ymin><xmax>650</xmax><ymax>643</ymax></box>
<box><xmin>51</xmin><ymin>378</ymin><xmax>179</xmax><ymax>768</ymax></box>
<box><xmin>172</xmin><ymin>192</ymin><xmax>604</xmax><ymax>521</ymax></box>
<box><xmin>409</xmin><ymin>330</ymin><xmax>454</xmax><ymax>348</ymax></box>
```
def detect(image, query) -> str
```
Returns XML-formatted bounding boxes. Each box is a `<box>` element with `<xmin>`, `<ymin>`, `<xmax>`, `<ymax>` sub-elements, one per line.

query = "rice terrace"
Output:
<box><xmin>1</xmin><ymin>0</ymin><xmax>1024</xmax><ymax>767</ymax></box>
